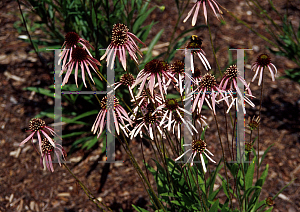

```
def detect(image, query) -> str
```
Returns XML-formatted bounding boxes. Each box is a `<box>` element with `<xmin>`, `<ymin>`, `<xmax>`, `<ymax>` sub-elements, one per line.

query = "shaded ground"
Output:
<box><xmin>1</xmin><ymin>0</ymin><xmax>300</xmax><ymax>211</ymax></box>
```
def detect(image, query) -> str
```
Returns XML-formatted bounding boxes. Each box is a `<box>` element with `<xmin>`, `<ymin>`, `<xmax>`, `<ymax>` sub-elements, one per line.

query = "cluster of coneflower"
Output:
<box><xmin>20</xmin><ymin>0</ymin><xmax>277</xmax><ymax>172</ymax></box>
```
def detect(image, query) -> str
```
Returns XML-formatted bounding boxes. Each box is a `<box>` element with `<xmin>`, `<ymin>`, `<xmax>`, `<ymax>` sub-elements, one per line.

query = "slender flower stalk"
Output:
<box><xmin>175</xmin><ymin>139</ymin><xmax>215</xmax><ymax>172</ymax></box>
<box><xmin>20</xmin><ymin>118</ymin><xmax>57</xmax><ymax>153</ymax></box>
<box><xmin>183</xmin><ymin>0</ymin><xmax>223</xmax><ymax>26</ymax></box>
<box><xmin>40</xmin><ymin>137</ymin><xmax>66</xmax><ymax>172</ymax></box>
<box><xmin>251</xmin><ymin>54</ymin><xmax>277</xmax><ymax>86</ymax></box>
<box><xmin>60</xmin><ymin>46</ymin><xmax>101</xmax><ymax>88</ymax></box>
<box><xmin>100</xmin><ymin>23</ymin><xmax>146</xmax><ymax>70</ymax></box>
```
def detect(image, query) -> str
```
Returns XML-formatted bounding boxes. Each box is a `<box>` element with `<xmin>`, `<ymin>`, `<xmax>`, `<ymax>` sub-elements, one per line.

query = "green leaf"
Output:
<box><xmin>222</xmin><ymin>180</ymin><xmax>230</xmax><ymax>199</ymax></box>
<box><xmin>250</xmin><ymin>199</ymin><xmax>266</xmax><ymax>212</ymax></box>
<box><xmin>209</xmin><ymin>199</ymin><xmax>219</xmax><ymax>212</ymax></box>
<box><xmin>133</xmin><ymin>3</ymin><xmax>155</xmax><ymax>34</ymax></box>
<box><xmin>273</xmin><ymin>178</ymin><xmax>295</xmax><ymax>199</ymax></box>
<box><xmin>255</xmin><ymin>164</ymin><xmax>269</xmax><ymax>187</ymax></box>
<box><xmin>142</xmin><ymin>29</ymin><xmax>164</xmax><ymax>64</ymax></box>
<box><xmin>62</xmin><ymin>131</ymin><xmax>86</xmax><ymax>139</ymax></box>
<box><xmin>264</xmin><ymin>207</ymin><xmax>273</xmax><ymax>212</ymax></box>
<box><xmin>24</xmin><ymin>87</ymin><xmax>54</xmax><ymax>98</ymax></box>
<box><xmin>82</xmin><ymin>136</ymin><xmax>98</xmax><ymax>150</ymax></box>
<box><xmin>245</xmin><ymin>157</ymin><xmax>256</xmax><ymax>190</ymax></box>
<box><xmin>68</xmin><ymin>110</ymin><xmax>98</xmax><ymax>122</ymax></box>
<box><xmin>132</xmin><ymin>204</ymin><xmax>150</xmax><ymax>212</ymax></box>
<box><xmin>200</xmin><ymin>126</ymin><xmax>208</xmax><ymax>140</ymax></box>
<box><xmin>259</xmin><ymin>144</ymin><xmax>274</xmax><ymax>167</ymax></box>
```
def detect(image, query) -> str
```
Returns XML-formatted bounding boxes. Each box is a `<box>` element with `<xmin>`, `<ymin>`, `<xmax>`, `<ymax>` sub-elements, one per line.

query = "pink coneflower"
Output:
<box><xmin>20</xmin><ymin>118</ymin><xmax>56</xmax><ymax>153</ymax></box>
<box><xmin>170</xmin><ymin>60</ymin><xmax>185</xmax><ymax>95</ymax></box>
<box><xmin>132</xmin><ymin>88</ymin><xmax>163</xmax><ymax>110</ymax></box>
<box><xmin>131</xmin><ymin>91</ymin><xmax>162</xmax><ymax>117</ymax></box>
<box><xmin>220</xmin><ymin>90</ymin><xmax>255</xmax><ymax>114</ymax></box>
<box><xmin>219</xmin><ymin>65</ymin><xmax>253</xmax><ymax>101</ymax></box>
<box><xmin>111</xmin><ymin>73</ymin><xmax>135</xmax><ymax>98</ymax></box>
<box><xmin>162</xmin><ymin>111</ymin><xmax>198</xmax><ymax>139</ymax></box>
<box><xmin>194</xmin><ymin>110</ymin><xmax>209</xmax><ymax>129</ymax></box>
<box><xmin>100</xmin><ymin>23</ymin><xmax>146</xmax><ymax>70</ymax></box>
<box><xmin>251</xmin><ymin>54</ymin><xmax>277</xmax><ymax>86</ymax></box>
<box><xmin>186</xmin><ymin>35</ymin><xmax>211</xmax><ymax>71</ymax></box>
<box><xmin>58</xmin><ymin>32</ymin><xmax>95</xmax><ymax>69</ymax></box>
<box><xmin>132</xmin><ymin>59</ymin><xmax>174</xmax><ymax>100</ymax></box>
<box><xmin>175</xmin><ymin>139</ymin><xmax>215</xmax><ymax>172</ymax></box>
<box><xmin>130</xmin><ymin>110</ymin><xmax>163</xmax><ymax>140</ymax></box>
<box><xmin>186</xmin><ymin>67</ymin><xmax>202</xmax><ymax>86</ymax></box>
<box><xmin>152</xmin><ymin>98</ymin><xmax>194</xmax><ymax>134</ymax></box>
<box><xmin>191</xmin><ymin>73</ymin><xmax>224</xmax><ymax>114</ymax></box>
<box><xmin>183</xmin><ymin>0</ymin><xmax>223</xmax><ymax>26</ymax></box>
<box><xmin>60</xmin><ymin>46</ymin><xmax>101</xmax><ymax>88</ymax></box>
<box><xmin>92</xmin><ymin>96</ymin><xmax>133</xmax><ymax>137</ymax></box>
<box><xmin>40</xmin><ymin>137</ymin><xmax>66</xmax><ymax>172</ymax></box>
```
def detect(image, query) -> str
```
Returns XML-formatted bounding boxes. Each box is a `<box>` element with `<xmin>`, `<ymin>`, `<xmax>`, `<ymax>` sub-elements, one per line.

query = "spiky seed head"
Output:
<box><xmin>41</xmin><ymin>137</ymin><xmax>54</xmax><ymax>153</ymax></box>
<box><xmin>192</xmin><ymin>139</ymin><xmax>207</xmax><ymax>154</ymax></box>
<box><xmin>200</xmin><ymin>73</ymin><xmax>217</xmax><ymax>91</ymax></box>
<box><xmin>144</xmin><ymin>112</ymin><xmax>157</xmax><ymax>124</ymax></box>
<box><xmin>120</xmin><ymin>73</ymin><xmax>135</xmax><ymax>87</ymax></box>
<box><xmin>65</xmin><ymin>32</ymin><xmax>80</xmax><ymax>47</ymax></box>
<box><xmin>166</xmin><ymin>98</ymin><xmax>178</xmax><ymax>111</ymax></box>
<box><xmin>266</xmin><ymin>197</ymin><xmax>274</xmax><ymax>206</ymax></box>
<box><xmin>245</xmin><ymin>142</ymin><xmax>253</xmax><ymax>152</ymax></box>
<box><xmin>247</xmin><ymin>116</ymin><xmax>260</xmax><ymax>131</ymax></box>
<box><xmin>256</xmin><ymin>54</ymin><xmax>271</xmax><ymax>67</ymax></box>
<box><xmin>190</xmin><ymin>35</ymin><xmax>203</xmax><ymax>46</ymax></box>
<box><xmin>100</xmin><ymin>96</ymin><xmax>119</xmax><ymax>110</ymax></box>
<box><xmin>71</xmin><ymin>47</ymin><xmax>88</xmax><ymax>62</ymax></box>
<box><xmin>160</xmin><ymin>60</ymin><xmax>169</xmax><ymax>71</ymax></box>
<box><xmin>144</xmin><ymin>59</ymin><xmax>164</xmax><ymax>74</ymax></box>
<box><xmin>111</xmin><ymin>23</ymin><xmax>129</xmax><ymax>46</ymax></box>
<box><xmin>171</xmin><ymin>60</ymin><xmax>185</xmax><ymax>74</ymax></box>
<box><xmin>29</xmin><ymin>118</ymin><xmax>45</xmax><ymax>132</ymax></box>
<box><xmin>224</xmin><ymin>65</ymin><xmax>238</xmax><ymax>79</ymax></box>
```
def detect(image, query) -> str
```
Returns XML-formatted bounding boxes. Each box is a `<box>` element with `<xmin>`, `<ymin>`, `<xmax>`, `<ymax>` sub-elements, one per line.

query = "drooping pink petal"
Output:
<box><xmin>192</xmin><ymin>2</ymin><xmax>201</xmax><ymax>26</ymax></box>
<box><xmin>41</xmin><ymin>130</ymin><xmax>56</xmax><ymax>148</ymax></box>
<box><xmin>258</xmin><ymin>67</ymin><xmax>264</xmax><ymax>86</ymax></box>
<box><xmin>20</xmin><ymin>132</ymin><xmax>35</xmax><ymax>146</ymax></box>
<box><xmin>183</xmin><ymin>3</ymin><xmax>197</xmax><ymax>23</ymax></box>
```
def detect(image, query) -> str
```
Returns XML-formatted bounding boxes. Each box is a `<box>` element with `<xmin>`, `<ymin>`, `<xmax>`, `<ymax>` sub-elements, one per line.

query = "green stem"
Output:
<box><xmin>207</xmin><ymin>20</ymin><xmax>222</xmax><ymax>77</ymax></box>
<box><xmin>213</xmin><ymin>112</ymin><xmax>232</xmax><ymax>207</ymax></box>
<box><xmin>257</xmin><ymin>73</ymin><xmax>264</xmax><ymax>181</ymax></box>
<box><xmin>16</xmin><ymin>0</ymin><xmax>47</xmax><ymax>69</ymax></box>
<box><xmin>63</xmin><ymin>163</ymin><xmax>113</xmax><ymax>211</ymax></box>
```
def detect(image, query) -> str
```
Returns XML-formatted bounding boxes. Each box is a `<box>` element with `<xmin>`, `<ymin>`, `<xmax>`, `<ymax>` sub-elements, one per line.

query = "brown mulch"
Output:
<box><xmin>1</xmin><ymin>0</ymin><xmax>300</xmax><ymax>211</ymax></box>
